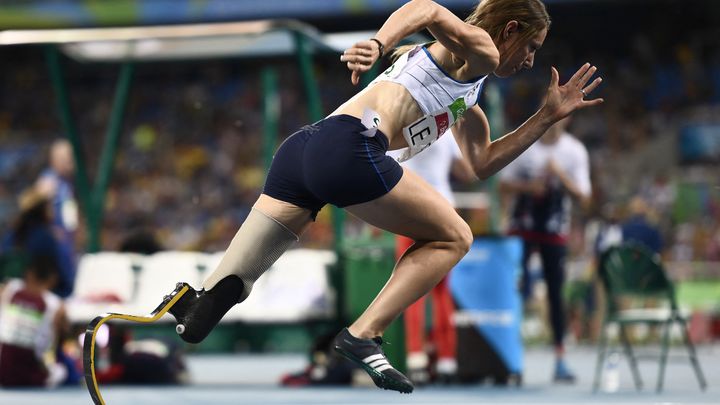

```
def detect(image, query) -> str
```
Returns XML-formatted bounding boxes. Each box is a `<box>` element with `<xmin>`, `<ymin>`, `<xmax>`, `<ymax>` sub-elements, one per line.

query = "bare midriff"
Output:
<box><xmin>330</xmin><ymin>44</ymin><xmax>475</xmax><ymax>151</ymax></box>
<box><xmin>330</xmin><ymin>80</ymin><xmax>423</xmax><ymax>150</ymax></box>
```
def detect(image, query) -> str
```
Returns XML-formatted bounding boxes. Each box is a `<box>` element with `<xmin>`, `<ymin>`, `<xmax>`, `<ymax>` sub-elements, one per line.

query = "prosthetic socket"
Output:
<box><xmin>203</xmin><ymin>208</ymin><xmax>299</xmax><ymax>300</ymax></box>
<box><xmin>171</xmin><ymin>209</ymin><xmax>298</xmax><ymax>343</ymax></box>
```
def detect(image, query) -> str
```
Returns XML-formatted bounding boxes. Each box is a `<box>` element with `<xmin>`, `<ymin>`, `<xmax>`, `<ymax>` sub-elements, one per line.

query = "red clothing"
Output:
<box><xmin>509</xmin><ymin>230</ymin><xmax>567</xmax><ymax>245</ymax></box>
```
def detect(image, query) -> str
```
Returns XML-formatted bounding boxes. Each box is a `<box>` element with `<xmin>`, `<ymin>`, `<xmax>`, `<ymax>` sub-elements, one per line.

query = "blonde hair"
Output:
<box><xmin>466</xmin><ymin>0</ymin><xmax>550</xmax><ymax>49</ymax></box>
<box><xmin>392</xmin><ymin>0</ymin><xmax>550</xmax><ymax>60</ymax></box>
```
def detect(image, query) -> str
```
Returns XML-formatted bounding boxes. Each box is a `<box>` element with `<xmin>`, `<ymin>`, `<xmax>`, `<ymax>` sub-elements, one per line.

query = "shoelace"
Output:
<box><xmin>371</xmin><ymin>337</ymin><xmax>392</xmax><ymax>358</ymax></box>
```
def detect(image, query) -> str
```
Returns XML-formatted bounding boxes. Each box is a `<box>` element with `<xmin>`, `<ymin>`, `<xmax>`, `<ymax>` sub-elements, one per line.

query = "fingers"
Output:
<box><xmin>340</xmin><ymin>52</ymin><xmax>375</xmax><ymax>67</ymax></box>
<box><xmin>341</xmin><ymin>41</ymin><xmax>378</xmax><ymax>84</ymax></box>
<box><xmin>344</xmin><ymin>61</ymin><xmax>372</xmax><ymax>74</ymax></box>
<box><xmin>581</xmin><ymin>77</ymin><xmax>603</xmax><ymax>95</ymax></box>
<box><xmin>340</xmin><ymin>41</ymin><xmax>377</xmax><ymax>66</ymax></box>
<box><xmin>579</xmin><ymin>65</ymin><xmax>598</xmax><ymax>88</ymax></box>
<box><xmin>568</xmin><ymin>62</ymin><xmax>591</xmax><ymax>87</ymax></box>
<box><xmin>583</xmin><ymin>97</ymin><xmax>604</xmax><ymax>107</ymax></box>
<box><xmin>550</xmin><ymin>66</ymin><xmax>559</xmax><ymax>88</ymax></box>
<box><xmin>569</xmin><ymin>65</ymin><xmax>604</xmax><ymax>107</ymax></box>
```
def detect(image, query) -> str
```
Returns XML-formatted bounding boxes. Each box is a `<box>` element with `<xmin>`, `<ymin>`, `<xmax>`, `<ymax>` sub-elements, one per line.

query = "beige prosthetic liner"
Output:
<box><xmin>202</xmin><ymin>208</ymin><xmax>299</xmax><ymax>302</ymax></box>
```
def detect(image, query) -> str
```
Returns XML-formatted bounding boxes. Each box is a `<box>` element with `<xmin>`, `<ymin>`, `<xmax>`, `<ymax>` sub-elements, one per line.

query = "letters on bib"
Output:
<box><xmin>397</xmin><ymin>81</ymin><xmax>481</xmax><ymax>162</ymax></box>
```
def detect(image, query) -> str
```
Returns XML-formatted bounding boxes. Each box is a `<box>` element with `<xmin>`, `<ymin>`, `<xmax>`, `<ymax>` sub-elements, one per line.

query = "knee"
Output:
<box><xmin>458</xmin><ymin>222</ymin><xmax>474</xmax><ymax>255</ymax></box>
<box><xmin>447</xmin><ymin>220</ymin><xmax>473</xmax><ymax>257</ymax></box>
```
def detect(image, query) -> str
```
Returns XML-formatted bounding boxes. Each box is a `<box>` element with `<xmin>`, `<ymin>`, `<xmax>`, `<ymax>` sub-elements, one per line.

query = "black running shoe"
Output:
<box><xmin>162</xmin><ymin>276</ymin><xmax>244</xmax><ymax>344</ymax></box>
<box><xmin>333</xmin><ymin>328</ymin><xmax>414</xmax><ymax>393</ymax></box>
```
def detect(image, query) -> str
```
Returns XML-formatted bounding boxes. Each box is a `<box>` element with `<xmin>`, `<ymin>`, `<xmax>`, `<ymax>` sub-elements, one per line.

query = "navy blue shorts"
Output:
<box><xmin>263</xmin><ymin>114</ymin><xmax>404</xmax><ymax>219</ymax></box>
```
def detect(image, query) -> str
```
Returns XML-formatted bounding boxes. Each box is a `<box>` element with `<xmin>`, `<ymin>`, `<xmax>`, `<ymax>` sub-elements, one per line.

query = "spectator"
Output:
<box><xmin>499</xmin><ymin>116</ymin><xmax>592</xmax><ymax>383</ymax></box>
<box><xmin>2</xmin><ymin>188</ymin><xmax>75</xmax><ymax>298</ymax></box>
<box><xmin>593</xmin><ymin>203</ymin><xmax>624</xmax><ymax>257</ymax></box>
<box><xmin>621</xmin><ymin>196</ymin><xmax>663</xmax><ymax>254</ymax></box>
<box><xmin>36</xmin><ymin>139</ymin><xmax>79</xmax><ymax>246</ymax></box>
<box><xmin>0</xmin><ymin>255</ymin><xmax>69</xmax><ymax>387</ymax></box>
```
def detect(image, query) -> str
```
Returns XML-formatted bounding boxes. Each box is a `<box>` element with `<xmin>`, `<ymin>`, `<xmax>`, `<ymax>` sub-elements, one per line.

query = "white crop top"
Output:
<box><xmin>371</xmin><ymin>45</ymin><xmax>487</xmax><ymax>161</ymax></box>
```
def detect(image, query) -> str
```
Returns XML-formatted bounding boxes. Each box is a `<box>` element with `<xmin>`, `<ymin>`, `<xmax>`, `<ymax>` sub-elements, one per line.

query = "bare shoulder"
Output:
<box><xmin>425</xmin><ymin>43</ymin><xmax>463</xmax><ymax>73</ymax></box>
<box><xmin>427</xmin><ymin>43</ymin><xmax>492</xmax><ymax>82</ymax></box>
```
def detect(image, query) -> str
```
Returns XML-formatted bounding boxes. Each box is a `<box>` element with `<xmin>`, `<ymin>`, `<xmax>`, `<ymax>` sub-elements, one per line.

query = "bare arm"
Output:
<box><xmin>547</xmin><ymin>159</ymin><xmax>592</xmax><ymax>209</ymax></box>
<box><xmin>53</xmin><ymin>303</ymin><xmax>70</xmax><ymax>341</ymax></box>
<box><xmin>454</xmin><ymin>105</ymin><xmax>554</xmax><ymax>179</ymax></box>
<box><xmin>340</xmin><ymin>0</ymin><xmax>499</xmax><ymax>84</ymax></box>
<box><xmin>454</xmin><ymin>64</ymin><xmax>604</xmax><ymax>179</ymax></box>
<box><xmin>450</xmin><ymin>156</ymin><xmax>478</xmax><ymax>184</ymax></box>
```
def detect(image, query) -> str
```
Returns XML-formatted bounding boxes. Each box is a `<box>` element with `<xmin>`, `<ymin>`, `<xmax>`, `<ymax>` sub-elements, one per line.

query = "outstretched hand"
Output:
<box><xmin>340</xmin><ymin>40</ymin><xmax>382</xmax><ymax>85</ymax></box>
<box><xmin>542</xmin><ymin>63</ymin><xmax>603</xmax><ymax>122</ymax></box>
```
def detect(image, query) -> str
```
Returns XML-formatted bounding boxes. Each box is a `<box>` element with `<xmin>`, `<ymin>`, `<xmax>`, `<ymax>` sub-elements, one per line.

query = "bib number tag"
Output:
<box><xmin>406</xmin><ymin>115</ymin><xmax>438</xmax><ymax>147</ymax></box>
<box><xmin>398</xmin><ymin>101</ymin><xmax>462</xmax><ymax>162</ymax></box>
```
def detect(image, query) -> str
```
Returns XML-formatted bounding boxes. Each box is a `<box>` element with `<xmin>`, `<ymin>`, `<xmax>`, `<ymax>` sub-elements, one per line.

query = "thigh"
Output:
<box><xmin>253</xmin><ymin>194</ymin><xmax>315</xmax><ymax>236</ymax></box>
<box><xmin>344</xmin><ymin>168</ymin><xmax>470</xmax><ymax>243</ymax></box>
<box><xmin>263</xmin><ymin>127</ymin><xmax>326</xmax><ymax>219</ymax></box>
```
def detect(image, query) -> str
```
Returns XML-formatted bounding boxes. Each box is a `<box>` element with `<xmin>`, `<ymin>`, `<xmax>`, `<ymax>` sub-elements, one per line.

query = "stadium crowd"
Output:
<box><xmin>1</xmin><ymin>26</ymin><xmax>717</xmax><ymax>261</ymax></box>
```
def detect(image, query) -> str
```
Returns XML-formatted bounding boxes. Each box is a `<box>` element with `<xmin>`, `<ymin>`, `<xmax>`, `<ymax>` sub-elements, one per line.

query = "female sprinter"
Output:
<box><xmin>160</xmin><ymin>0</ymin><xmax>602</xmax><ymax>393</ymax></box>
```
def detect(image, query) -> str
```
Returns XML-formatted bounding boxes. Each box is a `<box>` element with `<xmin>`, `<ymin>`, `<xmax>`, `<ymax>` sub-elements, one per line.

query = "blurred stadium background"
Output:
<box><xmin>0</xmin><ymin>0</ymin><xmax>718</xmax><ymax>404</ymax></box>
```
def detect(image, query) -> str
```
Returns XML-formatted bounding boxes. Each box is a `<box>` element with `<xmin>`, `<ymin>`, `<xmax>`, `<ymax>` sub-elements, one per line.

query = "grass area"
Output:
<box><xmin>676</xmin><ymin>280</ymin><xmax>720</xmax><ymax>311</ymax></box>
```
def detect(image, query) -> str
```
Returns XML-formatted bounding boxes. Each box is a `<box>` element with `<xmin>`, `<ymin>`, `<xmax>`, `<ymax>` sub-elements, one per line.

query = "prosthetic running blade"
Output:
<box><xmin>83</xmin><ymin>283</ymin><xmax>190</xmax><ymax>405</ymax></box>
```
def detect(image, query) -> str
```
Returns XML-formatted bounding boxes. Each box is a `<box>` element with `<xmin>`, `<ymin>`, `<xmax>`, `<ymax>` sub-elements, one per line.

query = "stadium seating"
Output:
<box><xmin>66</xmin><ymin>249</ymin><xmax>336</xmax><ymax>324</ymax></box>
<box><xmin>67</xmin><ymin>252</ymin><xmax>141</xmax><ymax>323</ymax></box>
<box><xmin>131</xmin><ymin>251</ymin><xmax>206</xmax><ymax>320</ymax></box>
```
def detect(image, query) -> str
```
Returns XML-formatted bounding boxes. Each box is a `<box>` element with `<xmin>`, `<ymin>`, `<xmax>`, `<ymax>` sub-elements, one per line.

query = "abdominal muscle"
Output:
<box><xmin>330</xmin><ymin>81</ymin><xmax>423</xmax><ymax>151</ymax></box>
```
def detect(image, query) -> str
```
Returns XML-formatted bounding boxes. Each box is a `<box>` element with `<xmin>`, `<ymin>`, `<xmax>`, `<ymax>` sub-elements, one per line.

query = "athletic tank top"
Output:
<box><xmin>371</xmin><ymin>45</ymin><xmax>487</xmax><ymax>161</ymax></box>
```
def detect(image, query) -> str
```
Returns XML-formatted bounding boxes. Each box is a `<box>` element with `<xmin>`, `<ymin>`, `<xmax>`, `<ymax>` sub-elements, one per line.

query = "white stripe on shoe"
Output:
<box><xmin>363</xmin><ymin>354</ymin><xmax>394</xmax><ymax>372</ymax></box>
<box><xmin>363</xmin><ymin>354</ymin><xmax>385</xmax><ymax>363</ymax></box>
<box><xmin>369</xmin><ymin>359</ymin><xmax>388</xmax><ymax>368</ymax></box>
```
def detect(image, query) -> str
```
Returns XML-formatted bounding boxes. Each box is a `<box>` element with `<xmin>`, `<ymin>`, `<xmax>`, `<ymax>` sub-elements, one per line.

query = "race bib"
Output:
<box><xmin>397</xmin><ymin>80</ymin><xmax>481</xmax><ymax>162</ymax></box>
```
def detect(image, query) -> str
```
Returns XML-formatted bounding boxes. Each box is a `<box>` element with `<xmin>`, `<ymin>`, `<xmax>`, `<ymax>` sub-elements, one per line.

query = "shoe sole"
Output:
<box><xmin>83</xmin><ymin>283</ymin><xmax>190</xmax><ymax>404</ymax></box>
<box><xmin>334</xmin><ymin>346</ymin><xmax>413</xmax><ymax>393</ymax></box>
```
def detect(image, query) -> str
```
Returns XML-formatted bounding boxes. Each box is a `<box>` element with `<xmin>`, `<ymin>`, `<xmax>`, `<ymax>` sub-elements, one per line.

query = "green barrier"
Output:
<box><xmin>342</xmin><ymin>231</ymin><xmax>406</xmax><ymax>373</ymax></box>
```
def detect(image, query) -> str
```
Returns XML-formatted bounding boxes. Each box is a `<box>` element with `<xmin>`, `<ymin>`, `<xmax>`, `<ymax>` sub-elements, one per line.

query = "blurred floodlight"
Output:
<box><xmin>0</xmin><ymin>20</ymin><xmax>429</xmax><ymax>62</ymax></box>
<box><xmin>0</xmin><ymin>20</ymin><xmax>276</xmax><ymax>45</ymax></box>
<box><xmin>0</xmin><ymin>20</ymin><xmax>324</xmax><ymax>61</ymax></box>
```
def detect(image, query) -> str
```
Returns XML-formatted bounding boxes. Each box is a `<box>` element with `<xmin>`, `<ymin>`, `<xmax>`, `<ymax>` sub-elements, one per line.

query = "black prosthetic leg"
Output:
<box><xmin>83</xmin><ymin>276</ymin><xmax>244</xmax><ymax>404</ymax></box>
<box><xmin>166</xmin><ymin>275</ymin><xmax>244</xmax><ymax>344</ymax></box>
